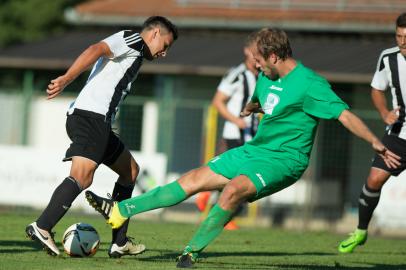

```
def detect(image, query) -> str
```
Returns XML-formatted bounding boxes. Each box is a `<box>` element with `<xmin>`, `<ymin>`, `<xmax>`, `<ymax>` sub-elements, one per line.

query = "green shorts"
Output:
<box><xmin>208</xmin><ymin>146</ymin><xmax>308</xmax><ymax>201</ymax></box>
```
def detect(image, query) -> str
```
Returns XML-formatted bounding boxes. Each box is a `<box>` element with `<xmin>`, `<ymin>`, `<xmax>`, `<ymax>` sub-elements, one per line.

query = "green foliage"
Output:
<box><xmin>1</xmin><ymin>209</ymin><xmax>406</xmax><ymax>270</ymax></box>
<box><xmin>0</xmin><ymin>0</ymin><xmax>84</xmax><ymax>47</ymax></box>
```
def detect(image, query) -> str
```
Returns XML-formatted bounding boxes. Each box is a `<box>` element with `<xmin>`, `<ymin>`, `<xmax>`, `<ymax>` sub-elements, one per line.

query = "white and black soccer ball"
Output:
<box><xmin>62</xmin><ymin>223</ymin><xmax>100</xmax><ymax>257</ymax></box>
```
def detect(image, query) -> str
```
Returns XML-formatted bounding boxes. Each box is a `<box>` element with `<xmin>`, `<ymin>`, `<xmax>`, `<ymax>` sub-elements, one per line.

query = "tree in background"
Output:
<box><xmin>0</xmin><ymin>0</ymin><xmax>84</xmax><ymax>47</ymax></box>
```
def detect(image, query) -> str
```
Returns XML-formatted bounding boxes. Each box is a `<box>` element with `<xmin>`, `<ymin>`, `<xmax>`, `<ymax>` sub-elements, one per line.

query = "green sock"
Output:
<box><xmin>118</xmin><ymin>181</ymin><xmax>187</xmax><ymax>217</ymax></box>
<box><xmin>184</xmin><ymin>204</ymin><xmax>233</xmax><ymax>255</ymax></box>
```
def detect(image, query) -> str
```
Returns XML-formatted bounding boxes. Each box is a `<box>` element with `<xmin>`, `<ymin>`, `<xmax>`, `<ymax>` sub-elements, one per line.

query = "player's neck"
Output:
<box><xmin>244</xmin><ymin>62</ymin><xmax>258</xmax><ymax>76</ymax></box>
<box><xmin>277</xmin><ymin>58</ymin><xmax>297</xmax><ymax>78</ymax></box>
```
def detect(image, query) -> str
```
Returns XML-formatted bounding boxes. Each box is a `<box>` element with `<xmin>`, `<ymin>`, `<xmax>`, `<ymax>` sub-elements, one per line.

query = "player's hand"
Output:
<box><xmin>383</xmin><ymin>107</ymin><xmax>400</xmax><ymax>125</ymax></box>
<box><xmin>372</xmin><ymin>140</ymin><xmax>401</xmax><ymax>169</ymax></box>
<box><xmin>46</xmin><ymin>76</ymin><xmax>69</xmax><ymax>100</ymax></box>
<box><xmin>240</xmin><ymin>102</ymin><xmax>264</xmax><ymax>117</ymax></box>
<box><xmin>234</xmin><ymin>118</ymin><xmax>247</xmax><ymax>129</ymax></box>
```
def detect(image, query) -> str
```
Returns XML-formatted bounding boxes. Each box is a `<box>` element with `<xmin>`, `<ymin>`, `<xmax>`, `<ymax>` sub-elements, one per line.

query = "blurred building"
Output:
<box><xmin>0</xmin><ymin>0</ymin><xmax>403</xmax><ymax>222</ymax></box>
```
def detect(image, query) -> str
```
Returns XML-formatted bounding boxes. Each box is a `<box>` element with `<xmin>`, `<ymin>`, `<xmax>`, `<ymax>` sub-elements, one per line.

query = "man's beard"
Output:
<box><xmin>266</xmin><ymin>68</ymin><xmax>279</xmax><ymax>80</ymax></box>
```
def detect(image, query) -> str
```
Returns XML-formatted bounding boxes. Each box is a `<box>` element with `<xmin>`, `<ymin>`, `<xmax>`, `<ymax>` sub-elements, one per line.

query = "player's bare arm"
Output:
<box><xmin>338</xmin><ymin>109</ymin><xmax>401</xmax><ymax>168</ymax></box>
<box><xmin>212</xmin><ymin>91</ymin><xmax>246</xmax><ymax>129</ymax></box>
<box><xmin>240</xmin><ymin>101</ymin><xmax>264</xmax><ymax>117</ymax></box>
<box><xmin>46</xmin><ymin>42</ymin><xmax>112</xmax><ymax>100</ymax></box>
<box><xmin>371</xmin><ymin>88</ymin><xmax>400</xmax><ymax>125</ymax></box>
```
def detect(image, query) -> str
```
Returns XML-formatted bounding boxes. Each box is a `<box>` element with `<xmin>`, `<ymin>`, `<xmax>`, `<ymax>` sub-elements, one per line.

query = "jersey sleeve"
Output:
<box><xmin>102</xmin><ymin>30</ymin><xmax>144</xmax><ymax>59</ymax></box>
<box><xmin>303</xmin><ymin>76</ymin><xmax>349</xmax><ymax>120</ymax></box>
<box><xmin>370</xmin><ymin>51</ymin><xmax>389</xmax><ymax>91</ymax></box>
<box><xmin>217</xmin><ymin>67</ymin><xmax>241</xmax><ymax>97</ymax></box>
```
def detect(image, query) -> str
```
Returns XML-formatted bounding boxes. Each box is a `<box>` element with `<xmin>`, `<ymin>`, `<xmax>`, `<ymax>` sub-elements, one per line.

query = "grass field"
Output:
<box><xmin>1</xmin><ymin>209</ymin><xmax>405</xmax><ymax>270</ymax></box>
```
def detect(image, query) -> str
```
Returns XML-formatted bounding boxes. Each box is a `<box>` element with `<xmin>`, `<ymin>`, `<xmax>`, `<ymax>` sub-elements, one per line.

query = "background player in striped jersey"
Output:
<box><xmin>338</xmin><ymin>12</ymin><xmax>406</xmax><ymax>253</ymax></box>
<box><xmin>25</xmin><ymin>16</ymin><xmax>178</xmax><ymax>257</ymax></box>
<box><xmin>212</xmin><ymin>32</ymin><xmax>259</xmax><ymax>151</ymax></box>
<box><xmin>195</xmin><ymin>33</ymin><xmax>259</xmax><ymax>230</ymax></box>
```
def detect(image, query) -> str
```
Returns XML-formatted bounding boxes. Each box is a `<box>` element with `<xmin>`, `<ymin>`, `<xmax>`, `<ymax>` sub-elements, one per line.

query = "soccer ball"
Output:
<box><xmin>62</xmin><ymin>223</ymin><xmax>100</xmax><ymax>257</ymax></box>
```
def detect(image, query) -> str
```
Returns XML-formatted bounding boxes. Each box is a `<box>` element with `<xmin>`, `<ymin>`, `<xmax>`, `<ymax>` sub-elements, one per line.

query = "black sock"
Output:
<box><xmin>111</xmin><ymin>182</ymin><xmax>134</xmax><ymax>246</ymax></box>
<box><xmin>358</xmin><ymin>184</ymin><xmax>381</xmax><ymax>230</ymax></box>
<box><xmin>36</xmin><ymin>177</ymin><xmax>82</xmax><ymax>231</ymax></box>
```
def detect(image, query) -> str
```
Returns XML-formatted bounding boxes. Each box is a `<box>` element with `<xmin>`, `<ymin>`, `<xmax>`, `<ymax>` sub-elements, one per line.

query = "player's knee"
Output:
<box><xmin>129</xmin><ymin>161</ymin><xmax>140</xmax><ymax>184</ymax></box>
<box><xmin>117</xmin><ymin>160</ymin><xmax>139</xmax><ymax>185</ymax></box>
<box><xmin>70</xmin><ymin>169</ymin><xmax>94</xmax><ymax>189</ymax></box>
<box><xmin>366</xmin><ymin>174</ymin><xmax>386</xmax><ymax>190</ymax></box>
<box><xmin>177</xmin><ymin>168</ymin><xmax>207</xmax><ymax>195</ymax></box>
<box><xmin>219</xmin><ymin>184</ymin><xmax>243</xmax><ymax>209</ymax></box>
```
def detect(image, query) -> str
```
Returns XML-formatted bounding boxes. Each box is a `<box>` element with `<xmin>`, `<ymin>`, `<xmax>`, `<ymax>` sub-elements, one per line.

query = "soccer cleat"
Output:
<box><xmin>85</xmin><ymin>191</ymin><xmax>114</xmax><ymax>219</ymax></box>
<box><xmin>176</xmin><ymin>253</ymin><xmax>196</xmax><ymax>268</ymax></box>
<box><xmin>338</xmin><ymin>229</ymin><xmax>368</xmax><ymax>253</ymax></box>
<box><xmin>108</xmin><ymin>237</ymin><xmax>146</xmax><ymax>258</ymax></box>
<box><xmin>176</xmin><ymin>246</ymin><xmax>198</xmax><ymax>268</ymax></box>
<box><xmin>85</xmin><ymin>191</ymin><xmax>128</xmax><ymax>229</ymax></box>
<box><xmin>25</xmin><ymin>222</ymin><xmax>60</xmax><ymax>256</ymax></box>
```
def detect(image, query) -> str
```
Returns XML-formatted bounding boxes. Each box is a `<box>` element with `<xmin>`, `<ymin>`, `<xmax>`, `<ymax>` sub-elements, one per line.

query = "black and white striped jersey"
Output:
<box><xmin>371</xmin><ymin>46</ymin><xmax>406</xmax><ymax>139</ymax></box>
<box><xmin>217</xmin><ymin>63</ymin><xmax>257</xmax><ymax>140</ymax></box>
<box><xmin>68</xmin><ymin>30</ymin><xmax>145</xmax><ymax>122</ymax></box>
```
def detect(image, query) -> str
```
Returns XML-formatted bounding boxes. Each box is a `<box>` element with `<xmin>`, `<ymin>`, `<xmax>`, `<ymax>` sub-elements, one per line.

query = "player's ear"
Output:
<box><xmin>152</xmin><ymin>27</ymin><xmax>160</xmax><ymax>39</ymax></box>
<box><xmin>270</xmin><ymin>53</ymin><xmax>278</xmax><ymax>64</ymax></box>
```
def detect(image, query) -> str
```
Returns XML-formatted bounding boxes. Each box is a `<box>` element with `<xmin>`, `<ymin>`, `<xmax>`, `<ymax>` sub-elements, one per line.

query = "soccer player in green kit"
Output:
<box><xmin>85</xmin><ymin>28</ymin><xmax>401</xmax><ymax>268</ymax></box>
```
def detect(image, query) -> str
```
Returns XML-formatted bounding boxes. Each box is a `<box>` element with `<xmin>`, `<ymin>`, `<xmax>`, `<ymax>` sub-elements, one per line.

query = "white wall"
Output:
<box><xmin>0</xmin><ymin>93</ymin><xmax>24</xmax><ymax>144</ymax></box>
<box><xmin>0</xmin><ymin>145</ymin><xmax>167</xmax><ymax>213</ymax></box>
<box><xmin>28</xmin><ymin>97</ymin><xmax>72</xmax><ymax>148</ymax></box>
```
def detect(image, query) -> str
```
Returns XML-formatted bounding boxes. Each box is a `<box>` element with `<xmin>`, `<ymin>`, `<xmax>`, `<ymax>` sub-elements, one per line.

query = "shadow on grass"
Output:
<box><xmin>2</xmin><ymin>243</ymin><xmax>405</xmax><ymax>270</ymax></box>
<box><xmin>0</xmin><ymin>240</ymin><xmax>110</xmax><ymax>254</ymax></box>
<box><xmin>200</xmin><ymin>262</ymin><xmax>406</xmax><ymax>270</ymax></box>
<box><xmin>136</xmin><ymin>249</ymin><xmax>406</xmax><ymax>270</ymax></box>
<box><xmin>137</xmin><ymin>249</ymin><xmax>334</xmax><ymax>261</ymax></box>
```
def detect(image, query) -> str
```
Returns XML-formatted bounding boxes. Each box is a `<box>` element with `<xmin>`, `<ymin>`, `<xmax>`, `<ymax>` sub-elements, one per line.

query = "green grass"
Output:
<box><xmin>1</xmin><ymin>209</ymin><xmax>405</xmax><ymax>270</ymax></box>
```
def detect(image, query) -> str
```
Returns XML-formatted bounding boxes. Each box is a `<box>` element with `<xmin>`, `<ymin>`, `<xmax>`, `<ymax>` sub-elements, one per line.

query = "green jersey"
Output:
<box><xmin>245</xmin><ymin>62</ymin><xmax>349</xmax><ymax>164</ymax></box>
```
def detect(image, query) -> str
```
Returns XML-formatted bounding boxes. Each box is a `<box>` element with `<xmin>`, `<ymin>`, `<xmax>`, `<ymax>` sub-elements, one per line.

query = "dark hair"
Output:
<box><xmin>255</xmin><ymin>28</ymin><xmax>292</xmax><ymax>60</ymax></box>
<box><xmin>142</xmin><ymin>16</ymin><xmax>178</xmax><ymax>40</ymax></box>
<box><xmin>396</xmin><ymin>12</ymin><xmax>406</xmax><ymax>28</ymax></box>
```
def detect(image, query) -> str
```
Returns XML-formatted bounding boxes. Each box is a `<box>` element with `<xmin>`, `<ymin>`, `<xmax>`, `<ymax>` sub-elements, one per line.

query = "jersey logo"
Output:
<box><xmin>263</xmin><ymin>93</ymin><xmax>280</xmax><ymax>115</ymax></box>
<box><xmin>269</xmin><ymin>85</ymin><xmax>283</xmax><ymax>91</ymax></box>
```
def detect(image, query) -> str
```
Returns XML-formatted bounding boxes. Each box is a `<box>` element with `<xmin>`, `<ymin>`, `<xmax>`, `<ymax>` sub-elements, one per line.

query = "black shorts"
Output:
<box><xmin>372</xmin><ymin>133</ymin><xmax>406</xmax><ymax>176</ymax></box>
<box><xmin>63</xmin><ymin>109</ymin><xmax>125</xmax><ymax>166</ymax></box>
<box><xmin>224</xmin><ymin>139</ymin><xmax>243</xmax><ymax>150</ymax></box>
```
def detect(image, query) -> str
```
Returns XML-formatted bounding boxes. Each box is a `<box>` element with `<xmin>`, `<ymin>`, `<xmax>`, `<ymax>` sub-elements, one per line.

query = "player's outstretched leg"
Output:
<box><xmin>338</xmin><ymin>229</ymin><xmax>368</xmax><ymax>253</ymax></box>
<box><xmin>85</xmin><ymin>191</ymin><xmax>128</xmax><ymax>229</ymax></box>
<box><xmin>87</xmin><ymin>180</ymin><xmax>187</xmax><ymax>224</ymax></box>
<box><xmin>25</xmin><ymin>222</ymin><xmax>60</xmax><ymax>256</ymax></box>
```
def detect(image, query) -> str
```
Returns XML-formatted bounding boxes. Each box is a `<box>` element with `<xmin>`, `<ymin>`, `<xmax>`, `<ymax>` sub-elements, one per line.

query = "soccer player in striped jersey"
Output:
<box><xmin>25</xmin><ymin>16</ymin><xmax>177</xmax><ymax>257</ymax></box>
<box><xmin>85</xmin><ymin>28</ymin><xmax>400</xmax><ymax>268</ymax></box>
<box><xmin>339</xmin><ymin>12</ymin><xmax>406</xmax><ymax>254</ymax></box>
